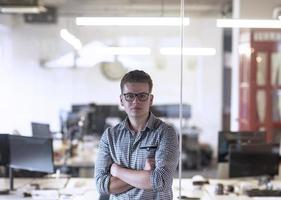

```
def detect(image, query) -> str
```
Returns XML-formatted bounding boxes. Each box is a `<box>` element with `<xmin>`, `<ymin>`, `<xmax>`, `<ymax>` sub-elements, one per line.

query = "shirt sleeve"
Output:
<box><xmin>150</xmin><ymin>125</ymin><xmax>179</xmax><ymax>192</ymax></box>
<box><xmin>94</xmin><ymin>128</ymin><xmax>112</xmax><ymax>195</ymax></box>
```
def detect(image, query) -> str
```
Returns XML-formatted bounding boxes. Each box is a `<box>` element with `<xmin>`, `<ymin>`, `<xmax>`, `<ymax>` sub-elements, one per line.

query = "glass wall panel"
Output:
<box><xmin>256</xmin><ymin>52</ymin><xmax>266</xmax><ymax>86</ymax></box>
<box><xmin>257</xmin><ymin>90</ymin><xmax>266</xmax><ymax>124</ymax></box>
<box><xmin>0</xmin><ymin>0</ymin><xmax>229</xmax><ymax>198</ymax></box>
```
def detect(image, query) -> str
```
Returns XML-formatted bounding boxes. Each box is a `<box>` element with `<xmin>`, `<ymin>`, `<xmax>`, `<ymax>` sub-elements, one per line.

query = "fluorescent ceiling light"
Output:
<box><xmin>96</xmin><ymin>47</ymin><xmax>151</xmax><ymax>55</ymax></box>
<box><xmin>43</xmin><ymin>53</ymin><xmax>75</xmax><ymax>68</ymax></box>
<box><xmin>42</xmin><ymin>41</ymin><xmax>151</xmax><ymax>68</ymax></box>
<box><xmin>0</xmin><ymin>6</ymin><xmax>46</xmax><ymax>14</ymax></box>
<box><xmin>160</xmin><ymin>48</ymin><xmax>216</xmax><ymax>56</ymax></box>
<box><xmin>60</xmin><ymin>29</ymin><xmax>82</xmax><ymax>50</ymax></box>
<box><xmin>76</xmin><ymin>17</ymin><xmax>190</xmax><ymax>26</ymax></box>
<box><xmin>217</xmin><ymin>19</ymin><xmax>281</xmax><ymax>28</ymax></box>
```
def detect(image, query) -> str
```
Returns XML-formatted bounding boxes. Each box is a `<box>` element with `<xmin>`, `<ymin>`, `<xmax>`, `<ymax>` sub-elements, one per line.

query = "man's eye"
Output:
<box><xmin>127</xmin><ymin>94</ymin><xmax>135</xmax><ymax>98</ymax></box>
<box><xmin>139</xmin><ymin>94</ymin><xmax>147</xmax><ymax>98</ymax></box>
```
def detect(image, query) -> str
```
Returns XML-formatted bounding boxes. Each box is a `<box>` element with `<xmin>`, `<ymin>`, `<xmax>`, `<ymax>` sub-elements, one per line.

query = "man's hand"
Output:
<box><xmin>109</xmin><ymin>161</ymin><xmax>153</xmax><ymax>190</ymax></box>
<box><xmin>110</xmin><ymin>163</ymin><xmax>119</xmax><ymax>177</ymax></box>
<box><xmin>144</xmin><ymin>158</ymin><xmax>155</xmax><ymax>171</ymax></box>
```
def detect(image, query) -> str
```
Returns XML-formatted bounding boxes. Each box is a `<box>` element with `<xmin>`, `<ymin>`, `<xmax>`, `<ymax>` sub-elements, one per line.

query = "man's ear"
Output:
<box><xmin>149</xmin><ymin>94</ymin><xmax>154</xmax><ymax>106</ymax></box>
<box><xmin>120</xmin><ymin>95</ymin><xmax>124</xmax><ymax>106</ymax></box>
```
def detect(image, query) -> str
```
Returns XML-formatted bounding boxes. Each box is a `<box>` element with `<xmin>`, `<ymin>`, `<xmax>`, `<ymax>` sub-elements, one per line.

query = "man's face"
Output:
<box><xmin>120</xmin><ymin>82</ymin><xmax>153</xmax><ymax>119</ymax></box>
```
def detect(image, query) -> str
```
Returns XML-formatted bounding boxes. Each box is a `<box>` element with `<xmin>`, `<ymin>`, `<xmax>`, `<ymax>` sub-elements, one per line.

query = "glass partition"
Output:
<box><xmin>0</xmin><ymin>0</ymin><xmax>229</xmax><ymax>198</ymax></box>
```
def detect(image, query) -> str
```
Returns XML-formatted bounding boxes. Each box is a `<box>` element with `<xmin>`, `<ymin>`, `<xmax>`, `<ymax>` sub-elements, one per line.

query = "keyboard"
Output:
<box><xmin>246</xmin><ymin>189</ymin><xmax>281</xmax><ymax>197</ymax></box>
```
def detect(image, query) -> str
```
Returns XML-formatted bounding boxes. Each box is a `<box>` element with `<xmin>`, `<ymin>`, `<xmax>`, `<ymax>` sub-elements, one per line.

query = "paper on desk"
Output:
<box><xmin>60</xmin><ymin>187</ymin><xmax>90</xmax><ymax>196</ymax></box>
<box><xmin>32</xmin><ymin>190</ymin><xmax>59</xmax><ymax>200</ymax></box>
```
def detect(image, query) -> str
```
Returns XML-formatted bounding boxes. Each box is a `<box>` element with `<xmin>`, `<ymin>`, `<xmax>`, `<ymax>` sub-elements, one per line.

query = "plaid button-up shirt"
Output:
<box><xmin>95</xmin><ymin>112</ymin><xmax>179</xmax><ymax>200</ymax></box>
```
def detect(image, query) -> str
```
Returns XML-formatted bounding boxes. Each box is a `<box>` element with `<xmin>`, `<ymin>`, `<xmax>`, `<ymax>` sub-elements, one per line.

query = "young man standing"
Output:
<box><xmin>95</xmin><ymin>70</ymin><xmax>179</xmax><ymax>199</ymax></box>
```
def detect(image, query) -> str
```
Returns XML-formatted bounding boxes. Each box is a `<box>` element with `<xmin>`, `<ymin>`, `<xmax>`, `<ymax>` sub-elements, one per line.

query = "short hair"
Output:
<box><xmin>120</xmin><ymin>70</ymin><xmax>153</xmax><ymax>93</ymax></box>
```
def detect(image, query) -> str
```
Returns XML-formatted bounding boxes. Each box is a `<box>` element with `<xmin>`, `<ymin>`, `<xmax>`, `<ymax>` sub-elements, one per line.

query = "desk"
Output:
<box><xmin>54</xmin><ymin>140</ymin><xmax>97</xmax><ymax>177</ymax></box>
<box><xmin>1</xmin><ymin>178</ymin><xmax>281</xmax><ymax>200</ymax></box>
<box><xmin>0</xmin><ymin>177</ymin><xmax>98</xmax><ymax>200</ymax></box>
<box><xmin>55</xmin><ymin>157</ymin><xmax>95</xmax><ymax>177</ymax></box>
<box><xmin>173</xmin><ymin>179</ymin><xmax>281</xmax><ymax>200</ymax></box>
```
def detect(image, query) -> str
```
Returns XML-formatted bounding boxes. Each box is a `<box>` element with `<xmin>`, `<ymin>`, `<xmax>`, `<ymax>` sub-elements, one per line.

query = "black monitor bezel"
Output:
<box><xmin>0</xmin><ymin>134</ymin><xmax>10</xmax><ymax>166</ymax></box>
<box><xmin>218</xmin><ymin>131</ymin><xmax>266</xmax><ymax>163</ymax></box>
<box><xmin>229</xmin><ymin>143</ymin><xmax>280</xmax><ymax>178</ymax></box>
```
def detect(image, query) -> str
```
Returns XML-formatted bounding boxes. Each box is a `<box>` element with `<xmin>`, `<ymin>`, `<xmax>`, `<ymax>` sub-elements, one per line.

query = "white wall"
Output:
<box><xmin>240</xmin><ymin>0</ymin><xmax>281</xmax><ymax>19</ymax></box>
<box><xmin>0</xmin><ymin>16</ymin><xmax>222</xmax><ymax>151</ymax></box>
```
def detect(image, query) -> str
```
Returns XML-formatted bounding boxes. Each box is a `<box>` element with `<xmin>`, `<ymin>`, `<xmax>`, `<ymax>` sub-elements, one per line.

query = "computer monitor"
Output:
<box><xmin>229</xmin><ymin>143</ymin><xmax>280</xmax><ymax>178</ymax></box>
<box><xmin>0</xmin><ymin>134</ymin><xmax>10</xmax><ymax>166</ymax></box>
<box><xmin>31</xmin><ymin>122</ymin><xmax>51</xmax><ymax>138</ymax></box>
<box><xmin>9</xmin><ymin>135</ymin><xmax>54</xmax><ymax>173</ymax></box>
<box><xmin>218</xmin><ymin>131</ymin><xmax>266</xmax><ymax>163</ymax></box>
<box><xmin>9</xmin><ymin>135</ymin><xmax>54</xmax><ymax>190</ymax></box>
<box><xmin>87</xmin><ymin>105</ymin><xmax>125</xmax><ymax>136</ymax></box>
<box><xmin>151</xmin><ymin>104</ymin><xmax>191</xmax><ymax>119</ymax></box>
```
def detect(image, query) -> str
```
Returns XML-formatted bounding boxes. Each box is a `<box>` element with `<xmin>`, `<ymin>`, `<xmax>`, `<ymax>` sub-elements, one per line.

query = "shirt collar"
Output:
<box><xmin>121</xmin><ymin>111</ymin><xmax>156</xmax><ymax>132</ymax></box>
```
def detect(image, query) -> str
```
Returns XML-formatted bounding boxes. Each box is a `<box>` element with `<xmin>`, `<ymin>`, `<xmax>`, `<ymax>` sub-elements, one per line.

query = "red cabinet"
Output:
<box><xmin>239</xmin><ymin>29</ymin><xmax>281</xmax><ymax>143</ymax></box>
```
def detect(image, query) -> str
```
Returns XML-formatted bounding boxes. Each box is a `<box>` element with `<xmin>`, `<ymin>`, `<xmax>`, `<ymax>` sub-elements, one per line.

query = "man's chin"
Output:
<box><xmin>129</xmin><ymin>111</ymin><xmax>143</xmax><ymax>117</ymax></box>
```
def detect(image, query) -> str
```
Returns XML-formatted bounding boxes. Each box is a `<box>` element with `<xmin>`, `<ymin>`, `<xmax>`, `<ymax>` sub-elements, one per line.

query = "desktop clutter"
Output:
<box><xmin>0</xmin><ymin>129</ymin><xmax>98</xmax><ymax>199</ymax></box>
<box><xmin>177</xmin><ymin>175</ymin><xmax>281</xmax><ymax>199</ymax></box>
<box><xmin>2</xmin><ymin>177</ymin><xmax>98</xmax><ymax>200</ymax></box>
<box><xmin>177</xmin><ymin>130</ymin><xmax>281</xmax><ymax>199</ymax></box>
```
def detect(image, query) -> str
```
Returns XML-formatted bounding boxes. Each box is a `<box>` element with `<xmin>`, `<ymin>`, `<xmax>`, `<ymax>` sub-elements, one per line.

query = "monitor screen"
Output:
<box><xmin>31</xmin><ymin>122</ymin><xmax>51</xmax><ymax>138</ymax></box>
<box><xmin>88</xmin><ymin>105</ymin><xmax>125</xmax><ymax>136</ymax></box>
<box><xmin>229</xmin><ymin>143</ymin><xmax>280</xmax><ymax>178</ymax></box>
<box><xmin>9</xmin><ymin>135</ymin><xmax>54</xmax><ymax>173</ymax></box>
<box><xmin>151</xmin><ymin>104</ymin><xmax>191</xmax><ymax>119</ymax></box>
<box><xmin>218</xmin><ymin>131</ymin><xmax>266</xmax><ymax>162</ymax></box>
<box><xmin>0</xmin><ymin>134</ymin><xmax>9</xmax><ymax>166</ymax></box>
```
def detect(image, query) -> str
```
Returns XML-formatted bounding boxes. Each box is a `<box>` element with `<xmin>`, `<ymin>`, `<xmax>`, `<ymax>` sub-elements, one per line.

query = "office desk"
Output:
<box><xmin>0</xmin><ymin>178</ymin><xmax>98</xmax><ymax>200</ymax></box>
<box><xmin>1</xmin><ymin>178</ymin><xmax>281</xmax><ymax>200</ymax></box>
<box><xmin>54</xmin><ymin>141</ymin><xmax>97</xmax><ymax>177</ymax></box>
<box><xmin>173</xmin><ymin>179</ymin><xmax>281</xmax><ymax>200</ymax></box>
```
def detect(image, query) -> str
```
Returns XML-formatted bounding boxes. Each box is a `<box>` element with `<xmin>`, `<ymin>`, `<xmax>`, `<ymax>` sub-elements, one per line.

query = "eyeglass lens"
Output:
<box><xmin>123</xmin><ymin>93</ymin><xmax>149</xmax><ymax>102</ymax></box>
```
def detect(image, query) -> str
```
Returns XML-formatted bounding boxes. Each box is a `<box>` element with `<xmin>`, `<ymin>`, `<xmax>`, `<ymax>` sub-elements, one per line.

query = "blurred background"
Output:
<box><xmin>1</xmin><ymin>0</ymin><xmax>281</xmax><ymax>179</ymax></box>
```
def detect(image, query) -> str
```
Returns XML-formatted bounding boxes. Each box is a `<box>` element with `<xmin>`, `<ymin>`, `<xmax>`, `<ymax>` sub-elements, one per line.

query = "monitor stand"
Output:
<box><xmin>257</xmin><ymin>175</ymin><xmax>274</xmax><ymax>190</ymax></box>
<box><xmin>9</xmin><ymin>168</ymin><xmax>14</xmax><ymax>191</ymax></box>
<box><xmin>0</xmin><ymin>168</ymin><xmax>13</xmax><ymax>195</ymax></box>
<box><xmin>0</xmin><ymin>166</ymin><xmax>10</xmax><ymax>195</ymax></box>
<box><xmin>217</xmin><ymin>163</ymin><xmax>229</xmax><ymax>179</ymax></box>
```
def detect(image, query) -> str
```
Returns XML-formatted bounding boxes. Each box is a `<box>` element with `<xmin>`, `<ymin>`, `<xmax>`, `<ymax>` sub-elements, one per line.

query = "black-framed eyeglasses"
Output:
<box><xmin>122</xmin><ymin>92</ymin><xmax>150</xmax><ymax>102</ymax></box>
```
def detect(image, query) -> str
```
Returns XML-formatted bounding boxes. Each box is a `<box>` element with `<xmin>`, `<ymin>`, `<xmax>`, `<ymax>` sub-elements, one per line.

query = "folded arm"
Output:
<box><xmin>110</xmin><ymin>162</ymin><xmax>153</xmax><ymax>190</ymax></box>
<box><xmin>149</xmin><ymin>125</ymin><xmax>179</xmax><ymax>192</ymax></box>
<box><xmin>109</xmin><ymin>176</ymin><xmax>133</xmax><ymax>194</ymax></box>
<box><xmin>95</xmin><ymin>130</ymin><xmax>134</xmax><ymax>195</ymax></box>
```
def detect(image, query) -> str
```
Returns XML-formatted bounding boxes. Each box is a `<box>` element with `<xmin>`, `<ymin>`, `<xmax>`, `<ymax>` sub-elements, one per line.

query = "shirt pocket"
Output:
<box><xmin>139</xmin><ymin>145</ymin><xmax>158</xmax><ymax>158</ymax></box>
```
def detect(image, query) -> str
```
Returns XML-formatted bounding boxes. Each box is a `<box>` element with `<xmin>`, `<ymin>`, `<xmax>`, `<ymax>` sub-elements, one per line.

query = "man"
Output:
<box><xmin>95</xmin><ymin>70</ymin><xmax>179</xmax><ymax>199</ymax></box>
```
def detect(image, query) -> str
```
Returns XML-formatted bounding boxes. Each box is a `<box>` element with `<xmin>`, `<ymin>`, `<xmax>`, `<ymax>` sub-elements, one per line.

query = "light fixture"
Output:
<box><xmin>0</xmin><ymin>6</ymin><xmax>46</xmax><ymax>14</ymax></box>
<box><xmin>95</xmin><ymin>47</ymin><xmax>151</xmax><ymax>55</ymax></box>
<box><xmin>160</xmin><ymin>47</ymin><xmax>216</xmax><ymax>56</ymax></box>
<box><xmin>42</xmin><ymin>41</ymin><xmax>151</xmax><ymax>69</ymax></box>
<box><xmin>60</xmin><ymin>29</ymin><xmax>82</xmax><ymax>51</ymax></box>
<box><xmin>216</xmin><ymin>19</ymin><xmax>281</xmax><ymax>28</ymax></box>
<box><xmin>76</xmin><ymin>17</ymin><xmax>190</xmax><ymax>26</ymax></box>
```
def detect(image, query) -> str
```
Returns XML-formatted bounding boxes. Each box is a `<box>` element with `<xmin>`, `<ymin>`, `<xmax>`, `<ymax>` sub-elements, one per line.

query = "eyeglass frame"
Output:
<box><xmin>122</xmin><ymin>92</ymin><xmax>151</xmax><ymax>102</ymax></box>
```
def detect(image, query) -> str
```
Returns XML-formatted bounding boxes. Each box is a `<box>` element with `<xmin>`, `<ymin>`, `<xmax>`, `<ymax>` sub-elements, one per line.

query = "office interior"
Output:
<box><xmin>1</xmin><ymin>0</ymin><xmax>281</xmax><ymax>199</ymax></box>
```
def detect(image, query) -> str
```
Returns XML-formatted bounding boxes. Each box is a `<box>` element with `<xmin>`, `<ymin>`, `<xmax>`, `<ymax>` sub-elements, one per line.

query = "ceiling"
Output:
<box><xmin>41</xmin><ymin>0</ymin><xmax>232</xmax><ymax>18</ymax></box>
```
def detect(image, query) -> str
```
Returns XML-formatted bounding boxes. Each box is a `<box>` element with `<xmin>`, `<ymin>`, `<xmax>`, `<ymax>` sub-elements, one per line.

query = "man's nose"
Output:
<box><xmin>132</xmin><ymin>96</ymin><xmax>140</xmax><ymax>103</ymax></box>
